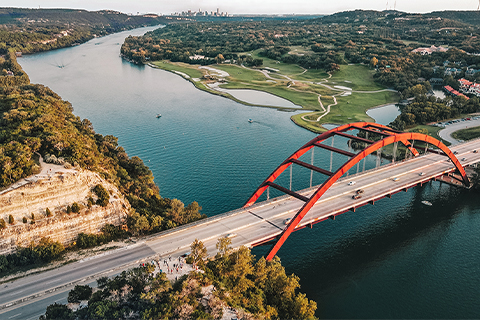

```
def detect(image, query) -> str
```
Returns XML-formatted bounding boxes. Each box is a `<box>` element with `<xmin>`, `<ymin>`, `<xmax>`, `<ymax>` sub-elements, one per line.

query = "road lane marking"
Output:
<box><xmin>8</xmin><ymin>313</ymin><xmax>21</xmax><ymax>318</ymax></box>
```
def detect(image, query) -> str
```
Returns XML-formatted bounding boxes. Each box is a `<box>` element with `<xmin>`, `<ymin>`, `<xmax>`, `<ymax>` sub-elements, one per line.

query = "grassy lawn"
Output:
<box><xmin>452</xmin><ymin>127</ymin><xmax>480</xmax><ymax>142</ymax></box>
<box><xmin>214</xmin><ymin>64</ymin><xmax>267</xmax><ymax>82</ymax></box>
<box><xmin>246</xmin><ymin>49</ymin><xmax>306</xmax><ymax>75</ymax></box>
<box><xmin>329</xmin><ymin>65</ymin><xmax>386</xmax><ymax>91</ymax></box>
<box><xmin>293</xmin><ymin>69</ymin><xmax>330</xmax><ymax>82</ymax></box>
<box><xmin>151</xmin><ymin>61</ymin><xmax>203</xmax><ymax>78</ymax></box>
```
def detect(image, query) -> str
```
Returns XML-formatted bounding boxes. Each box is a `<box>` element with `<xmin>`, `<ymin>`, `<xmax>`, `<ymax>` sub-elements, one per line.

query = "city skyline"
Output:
<box><xmin>4</xmin><ymin>0</ymin><xmax>479</xmax><ymax>15</ymax></box>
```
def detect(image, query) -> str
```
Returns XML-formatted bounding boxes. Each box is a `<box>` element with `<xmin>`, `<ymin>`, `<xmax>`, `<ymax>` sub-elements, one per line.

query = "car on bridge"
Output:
<box><xmin>352</xmin><ymin>194</ymin><xmax>362</xmax><ymax>200</ymax></box>
<box><xmin>348</xmin><ymin>181</ymin><xmax>356</xmax><ymax>186</ymax></box>
<box><xmin>393</xmin><ymin>177</ymin><xmax>400</xmax><ymax>181</ymax></box>
<box><xmin>283</xmin><ymin>218</ymin><xmax>292</xmax><ymax>225</ymax></box>
<box><xmin>356</xmin><ymin>189</ymin><xmax>364</xmax><ymax>194</ymax></box>
<box><xmin>419</xmin><ymin>172</ymin><xmax>425</xmax><ymax>176</ymax></box>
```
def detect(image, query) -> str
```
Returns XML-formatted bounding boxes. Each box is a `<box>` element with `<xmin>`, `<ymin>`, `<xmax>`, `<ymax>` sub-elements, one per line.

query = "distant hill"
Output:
<box><xmin>318</xmin><ymin>9</ymin><xmax>479</xmax><ymax>27</ymax></box>
<box><xmin>0</xmin><ymin>7</ymin><xmax>170</xmax><ymax>28</ymax></box>
<box><xmin>426</xmin><ymin>11</ymin><xmax>480</xmax><ymax>26</ymax></box>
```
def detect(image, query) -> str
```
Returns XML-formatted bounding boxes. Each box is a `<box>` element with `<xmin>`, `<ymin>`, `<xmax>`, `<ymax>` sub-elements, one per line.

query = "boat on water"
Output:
<box><xmin>248</xmin><ymin>119</ymin><xmax>253</xmax><ymax>123</ymax></box>
<box><xmin>156</xmin><ymin>114</ymin><xmax>162</xmax><ymax>118</ymax></box>
<box><xmin>421</xmin><ymin>200</ymin><xmax>432</xmax><ymax>206</ymax></box>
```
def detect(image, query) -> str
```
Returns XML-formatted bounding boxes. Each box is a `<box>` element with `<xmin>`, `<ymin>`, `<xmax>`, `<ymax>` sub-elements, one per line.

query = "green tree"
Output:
<box><xmin>43</xmin><ymin>303</ymin><xmax>74</xmax><ymax>320</ymax></box>
<box><xmin>190</xmin><ymin>239</ymin><xmax>207</xmax><ymax>267</ymax></box>
<box><xmin>22</xmin><ymin>217</ymin><xmax>27</xmax><ymax>223</ymax></box>
<box><xmin>93</xmin><ymin>184</ymin><xmax>109</xmax><ymax>207</ymax></box>
<box><xmin>68</xmin><ymin>285</ymin><xmax>93</xmax><ymax>303</ymax></box>
<box><xmin>216</xmin><ymin>236</ymin><xmax>232</xmax><ymax>256</ymax></box>
<box><xmin>8</xmin><ymin>214</ymin><xmax>14</xmax><ymax>224</ymax></box>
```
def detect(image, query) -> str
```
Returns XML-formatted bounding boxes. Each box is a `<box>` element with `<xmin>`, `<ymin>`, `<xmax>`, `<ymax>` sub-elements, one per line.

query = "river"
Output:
<box><xmin>18</xmin><ymin>26</ymin><xmax>480</xmax><ymax>318</ymax></box>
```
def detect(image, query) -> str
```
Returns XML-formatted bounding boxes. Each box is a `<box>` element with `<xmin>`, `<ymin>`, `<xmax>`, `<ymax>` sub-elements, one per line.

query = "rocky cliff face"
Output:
<box><xmin>0</xmin><ymin>169</ymin><xmax>130</xmax><ymax>254</ymax></box>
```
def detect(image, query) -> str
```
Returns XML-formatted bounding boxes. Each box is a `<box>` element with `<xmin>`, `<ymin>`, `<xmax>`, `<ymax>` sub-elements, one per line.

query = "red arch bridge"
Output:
<box><xmin>144</xmin><ymin>121</ymin><xmax>480</xmax><ymax>261</ymax></box>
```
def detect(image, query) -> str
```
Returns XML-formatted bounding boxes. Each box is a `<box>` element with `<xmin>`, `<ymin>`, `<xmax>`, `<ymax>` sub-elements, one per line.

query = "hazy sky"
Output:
<box><xmin>4</xmin><ymin>0</ymin><xmax>479</xmax><ymax>15</ymax></box>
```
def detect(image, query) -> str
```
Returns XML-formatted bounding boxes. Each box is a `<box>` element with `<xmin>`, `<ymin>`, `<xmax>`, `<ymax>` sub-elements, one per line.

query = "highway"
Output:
<box><xmin>1</xmin><ymin>138</ymin><xmax>480</xmax><ymax>317</ymax></box>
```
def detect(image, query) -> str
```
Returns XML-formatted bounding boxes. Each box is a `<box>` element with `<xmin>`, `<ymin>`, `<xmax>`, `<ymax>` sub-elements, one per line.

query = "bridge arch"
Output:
<box><xmin>243</xmin><ymin>122</ymin><xmax>469</xmax><ymax>260</ymax></box>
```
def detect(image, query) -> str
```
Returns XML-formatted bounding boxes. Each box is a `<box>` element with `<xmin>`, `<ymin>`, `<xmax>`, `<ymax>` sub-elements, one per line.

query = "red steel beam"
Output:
<box><xmin>290</xmin><ymin>158</ymin><xmax>333</xmax><ymax>176</ymax></box>
<box><xmin>265</xmin><ymin>181</ymin><xmax>309</xmax><ymax>202</ymax></box>
<box><xmin>335</xmin><ymin>131</ymin><xmax>374</xmax><ymax>144</ymax></box>
<box><xmin>313</xmin><ymin>142</ymin><xmax>356</xmax><ymax>157</ymax></box>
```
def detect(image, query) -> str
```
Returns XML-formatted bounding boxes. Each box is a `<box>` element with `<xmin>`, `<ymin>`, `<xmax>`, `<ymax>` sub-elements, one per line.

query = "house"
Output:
<box><xmin>444</xmin><ymin>85</ymin><xmax>470</xmax><ymax>100</ymax></box>
<box><xmin>429</xmin><ymin>78</ymin><xmax>443</xmax><ymax>85</ymax></box>
<box><xmin>468</xmin><ymin>83</ymin><xmax>480</xmax><ymax>97</ymax></box>
<box><xmin>444</xmin><ymin>68</ymin><xmax>461</xmax><ymax>76</ymax></box>
<box><xmin>458</xmin><ymin>78</ymin><xmax>472</xmax><ymax>92</ymax></box>
<box><xmin>411</xmin><ymin>45</ymin><xmax>448</xmax><ymax>55</ymax></box>
<box><xmin>466</xmin><ymin>68</ymin><xmax>479</xmax><ymax>76</ymax></box>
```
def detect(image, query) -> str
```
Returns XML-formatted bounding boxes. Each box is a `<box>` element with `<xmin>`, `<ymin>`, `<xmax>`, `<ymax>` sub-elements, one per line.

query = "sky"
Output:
<box><xmin>3</xmin><ymin>0</ymin><xmax>479</xmax><ymax>15</ymax></box>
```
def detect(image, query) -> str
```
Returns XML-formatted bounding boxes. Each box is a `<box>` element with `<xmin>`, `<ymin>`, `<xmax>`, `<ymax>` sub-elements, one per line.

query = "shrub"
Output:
<box><xmin>0</xmin><ymin>218</ymin><xmax>6</xmax><ymax>229</ymax></box>
<box><xmin>46</xmin><ymin>208</ymin><xmax>52</xmax><ymax>217</ymax></box>
<box><xmin>93</xmin><ymin>184</ymin><xmax>109</xmax><ymax>207</ymax></box>
<box><xmin>22</xmin><ymin>217</ymin><xmax>27</xmax><ymax>223</ymax></box>
<box><xmin>8</xmin><ymin>214</ymin><xmax>14</xmax><ymax>224</ymax></box>
<box><xmin>71</xmin><ymin>202</ymin><xmax>80</xmax><ymax>213</ymax></box>
<box><xmin>87</xmin><ymin>196</ymin><xmax>94</xmax><ymax>208</ymax></box>
<box><xmin>31</xmin><ymin>213</ymin><xmax>35</xmax><ymax>220</ymax></box>
<box><xmin>66</xmin><ymin>205</ymin><xmax>71</xmax><ymax>214</ymax></box>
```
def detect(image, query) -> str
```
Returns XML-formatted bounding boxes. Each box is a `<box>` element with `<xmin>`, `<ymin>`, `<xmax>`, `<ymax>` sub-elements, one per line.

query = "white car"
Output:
<box><xmin>226</xmin><ymin>233</ymin><xmax>237</xmax><ymax>238</ymax></box>
<box><xmin>393</xmin><ymin>177</ymin><xmax>400</xmax><ymax>181</ymax></box>
<box><xmin>283</xmin><ymin>218</ymin><xmax>292</xmax><ymax>225</ymax></box>
<box><xmin>348</xmin><ymin>181</ymin><xmax>356</xmax><ymax>186</ymax></box>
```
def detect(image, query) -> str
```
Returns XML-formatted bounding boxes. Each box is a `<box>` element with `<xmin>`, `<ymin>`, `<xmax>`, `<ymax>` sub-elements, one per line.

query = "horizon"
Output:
<box><xmin>3</xmin><ymin>1</ymin><xmax>480</xmax><ymax>16</ymax></box>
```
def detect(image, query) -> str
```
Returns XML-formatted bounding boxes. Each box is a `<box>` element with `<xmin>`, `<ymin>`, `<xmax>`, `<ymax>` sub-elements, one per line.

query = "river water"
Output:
<box><xmin>18</xmin><ymin>26</ymin><xmax>480</xmax><ymax>318</ymax></box>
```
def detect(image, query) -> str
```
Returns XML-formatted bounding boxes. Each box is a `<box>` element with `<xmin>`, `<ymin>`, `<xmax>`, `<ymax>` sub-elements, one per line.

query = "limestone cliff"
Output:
<box><xmin>0</xmin><ymin>169</ymin><xmax>130</xmax><ymax>254</ymax></box>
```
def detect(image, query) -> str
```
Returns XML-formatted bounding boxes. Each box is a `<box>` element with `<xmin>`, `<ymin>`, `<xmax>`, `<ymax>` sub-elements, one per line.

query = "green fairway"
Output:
<box><xmin>328</xmin><ymin>65</ymin><xmax>386</xmax><ymax>91</ymax></box>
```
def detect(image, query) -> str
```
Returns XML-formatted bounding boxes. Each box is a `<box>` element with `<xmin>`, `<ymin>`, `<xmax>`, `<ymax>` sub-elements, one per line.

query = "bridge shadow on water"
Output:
<box><xmin>251</xmin><ymin>181</ymin><xmax>480</xmax><ymax>318</ymax></box>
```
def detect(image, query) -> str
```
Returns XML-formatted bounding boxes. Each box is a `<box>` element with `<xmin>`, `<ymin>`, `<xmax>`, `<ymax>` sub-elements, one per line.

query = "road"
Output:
<box><xmin>1</xmin><ymin>139</ymin><xmax>480</xmax><ymax>318</ymax></box>
<box><xmin>438</xmin><ymin>118</ymin><xmax>480</xmax><ymax>145</ymax></box>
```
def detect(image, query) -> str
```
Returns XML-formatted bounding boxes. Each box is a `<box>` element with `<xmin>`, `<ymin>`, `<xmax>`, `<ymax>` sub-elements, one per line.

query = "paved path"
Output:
<box><xmin>438</xmin><ymin>118</ymin><xmax>480</xmax><ymax>145</ymax></box>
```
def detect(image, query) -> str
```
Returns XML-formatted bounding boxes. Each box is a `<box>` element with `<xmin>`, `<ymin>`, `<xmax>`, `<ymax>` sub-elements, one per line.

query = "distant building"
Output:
<box><xmin>429</xmin><ymin>78</ymin><xmax>444</xmax><ymax>85</ymax></box>
<box><xmin>444</xmin><ymin>85</ymin><xmax>469</xmax><ymax>99</ymax></box>
<box><xmin>466</xmin><ymin>68</ymin><xmax>479</xmax><ymax>76</ymax></box>
<box><xmin>444</xmin><ymin>67</ymin><xmax>461</xmax><ymax>76</ymax></box>
<box><xmin>411</xmin><ymin>45</ymin><xmax>448</xmax><ymax>55</ymax></box>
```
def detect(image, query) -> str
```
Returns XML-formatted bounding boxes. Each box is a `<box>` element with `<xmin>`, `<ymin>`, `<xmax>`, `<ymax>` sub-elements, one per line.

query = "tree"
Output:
<box><xmin>0</xmin><ymin>218</ymin><xmax>5</xmax><ymax>230</ymax></box>
<box><xmin>215</xmin><ymin>53</ymin><xmax>225</xmax><ymax>64</ymax></box>
<box><xmin>93</xmin><ymin>184</ymin><xmax>109</xmax><ymax>207</ymax></box>
<box><xmin>68</xmin><ymin>285</ymin><xmax>93</xmax><ymax>303</ymax></box>
<box><xmin>190</xmin><ymin>239</ymin><xmax>207</xmax><ymax>266</ymax></box>
<box><xmin>216</xmin><ymin>236</ymin><xmax>232</xmax><ymax>256</ymax></box>
<box><xmin>8</xmin><ymin>214</ymin><xmax>14</xmax><ymax>224</ymax></box>
<box><xmin>46</xmin><ymin>207</ymin><xmax>52</xmax><ymax>217</ymax></box>
<box><xmin>43</xmin><ymin>303</ymin><xmax>74</xmax><ymax>320</ymax></box>
<box><xmin>370</xmin><ymin>56</ymin><xmax>378</xmax><ymax>68</ymax></box>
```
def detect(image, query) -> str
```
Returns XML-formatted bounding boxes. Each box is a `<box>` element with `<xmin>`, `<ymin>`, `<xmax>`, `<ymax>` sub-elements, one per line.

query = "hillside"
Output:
<box><xmin>0</xmin><ymin>7</ymin><xmax>174</xmax><ymax>54</ymax></box>
<box><xmin>0</xmin><ymin>168</ymin><xmax>129</xmax><ymax>254</ymax></box>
